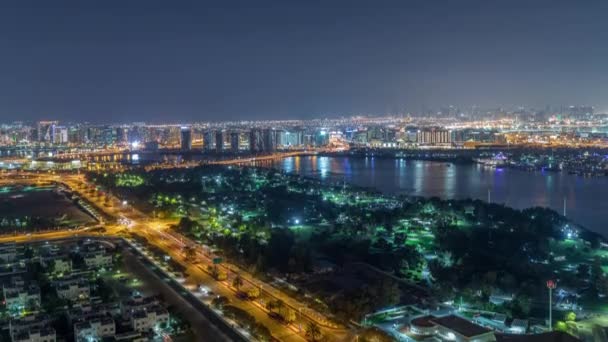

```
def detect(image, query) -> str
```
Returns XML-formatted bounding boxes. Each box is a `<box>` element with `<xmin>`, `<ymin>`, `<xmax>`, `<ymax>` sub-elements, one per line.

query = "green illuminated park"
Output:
<box><xmin>89</xmin><ymin>165</ymin><xmax>608</xmax><ymax>340</ymax></box>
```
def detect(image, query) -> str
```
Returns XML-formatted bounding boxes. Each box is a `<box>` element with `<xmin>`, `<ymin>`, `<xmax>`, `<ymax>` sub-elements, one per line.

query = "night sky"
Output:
<box><xmin>1</xmin><ymin>0</ymin><xmax>608</xmax><ymax>122</ymax></box>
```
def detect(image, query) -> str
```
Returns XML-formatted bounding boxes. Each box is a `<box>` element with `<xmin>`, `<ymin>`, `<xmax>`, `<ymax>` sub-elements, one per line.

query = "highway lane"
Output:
<box><xmin>121</xmin><ymin>241</ymin><xmax>241</xmax><ymax>342</ymax></box>
<box><xmin>137</xmin><ymin>227</ymin><xmax>308</xmax><ymax>342</ymax></box>
<box><xmin>159</xmin><ymin>229</ymin><xmax>347</xmax><ymax>332</ymax></box>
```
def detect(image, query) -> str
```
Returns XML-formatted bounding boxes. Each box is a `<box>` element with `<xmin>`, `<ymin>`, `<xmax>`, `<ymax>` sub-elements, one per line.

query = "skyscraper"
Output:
<box><xmin>263</xmin><ymin>128</ymin><xmax>276</xmax><ymax>152</ymax></box>
<box><xmin>37</xmin><ymin>121</ymin><xmax>58</xmax><ymax>143</ymax></box>
<box><xmin>203</xmin><ymin>130</ymin><xmax>215</xmax><ymax>152</ymax></box>
<box><xmin>180</xmin><ymin>127</ymin><xmax>192</xmax><ymax>151</ymax></box>
<box><xmin>215</xmin><ymin>130</ymin><xmax>225</xmax><ymax>153</ymax></box>
<box><xmin>249</xmin><ymin>129</ymin><xmax>263</xmax><ymax>153</ymax></box>
<box><xmin>53</xmin><ymin>126</ymin><xmax>68</xmax><ymax>144</ymax></box>
<box><xmin>230</xmin><ymin>131</ymin><xmax>240</xmax><ymax>152</ymax></box>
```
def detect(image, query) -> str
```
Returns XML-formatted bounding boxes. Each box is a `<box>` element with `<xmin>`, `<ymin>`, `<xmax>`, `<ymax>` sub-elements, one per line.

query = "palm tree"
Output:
<box><xmin>208</xmin><ymin>265</ymin><xmax>219</xmax><ymax>278</ymax></box>
<box><xmin>305</xmin><ymin>321</ymin><xmax>322</xmax><ymax>341</ymax></box>
<box><xmin>232</xmin><ymin>274</ymin><xmax>244</xmax><ymax>290</ymax></box>
<box><xmin>183</xmin><ymin>246</ymin><xmax>196</xmax><ymax>261</ymax></box>
<box><xmin>265</xmin><ymin>300</ymin><xmax>276</xmax><ymax>312</ymax></box>
<box><xmin>275</xmin><ymin>299</ymin><xmax>285</xmax><ymax>316</ymax></box>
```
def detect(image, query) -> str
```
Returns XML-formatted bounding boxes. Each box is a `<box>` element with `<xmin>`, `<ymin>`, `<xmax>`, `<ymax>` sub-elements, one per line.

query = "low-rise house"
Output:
<box><xmin>41</xmin><ymin>256</ymin><xmax>72</xmax><ymax>275</ymax></box>
<box><xmin>74</xmin><ymin>316</ymin><xmax>116</xmax><ymax>342</ymax></box>
<box><xmin>120</xmin><ymin>295</ymin><xmax>162</xmax><ymax>319</ymax></box>
<box><xmin>431</xmin><ymin>315</ymin><xmax>496</xmax><ymax>342</ymax></box>
<box><xmin>489</xmin><ymin>292</ymin><xmax>514</xmax><ymax>305</ymax></box>
<box><xmin>509</xmin><ymin>319</ymin><xmax>529</xmax><ymax>334</ymax></box>
<box><xmin>492</xmin><ymin>313</ymin><xmax>508</xmax><ymax>326</ymax></box>
<box><xmin>12</xmin><ymin>328</ymin><xmax>56</xmax><ymax>342</ymax></box>
<box><xmin>0</xmin><ymin>263</ymin><xmax>27</xmax><ymax>277</ymax></box>
<box><xmin>56</xmin><ymin>281</ymin><xmax>90</xmax><ymax>302</ymax></box>
<box><xmin>131</xmin><ymin>305</ymin><xmax>169</xmax><ymax>332</ymax></box>
<box><xmin>409</xmin><ymin>315</ymin><xmax>438</xmax><ymax>336</ymax></box>
<box><xmin>83</xmin><ymin>251</ymin><xmax>113</xmax><ymax>269</ymax></box>
<box><xmin>3</xmin><ymin>278</ymin><xmax>41</xmax><ymax>311</ymax></box>
<box><xmin>0</xmin><ymin>243</ymin><xmax>17</xmax><ymax>263</ymax></box>
<box><xmin>114</xmin><ymin>331</ymin><xmax>147</xmax><ymax>341</ymax></box>
<box><xmin>68</xmin><ymin>303</ymin><xmax>116</xmax><ymax>324</ymax></box>
<box><xmin>52</xmin><ymin>276</ymin><xmax>91</xmax><ymax>302</ymax></box>
<box><xmin>10</xmin><ymin>315</ymin><xmax>55</xmax><ymax>342</ymax></box>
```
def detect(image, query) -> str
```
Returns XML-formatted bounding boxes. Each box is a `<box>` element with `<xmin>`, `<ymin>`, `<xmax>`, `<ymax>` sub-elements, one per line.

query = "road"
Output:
<box><xmin>121</xmin><ymin>240</ymin><xmax>242</xmax><ymax>342</ymax></box>
<box><xmin>0</xmin><ymin>171</ymin><xmax>354</xmax><ymax>342</ymax></box>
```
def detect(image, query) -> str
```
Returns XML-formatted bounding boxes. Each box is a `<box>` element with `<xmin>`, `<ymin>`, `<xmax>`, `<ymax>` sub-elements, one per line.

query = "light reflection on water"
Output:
<box><xmin>271</xmin><ymin>156</ymin><xmax>608</xmax><ymax>236</ymax></box>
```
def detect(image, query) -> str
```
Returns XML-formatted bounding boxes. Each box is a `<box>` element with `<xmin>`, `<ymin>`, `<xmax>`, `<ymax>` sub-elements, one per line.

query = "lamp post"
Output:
<box><xmin>547</xmin><ymin>279</ymin><xmax>556</xmax><ymax>330</ymax></box>
<box><xmin>298</xmin><ymin>307</ymin><xmax>302</xmax><ymax>332</ymax></box>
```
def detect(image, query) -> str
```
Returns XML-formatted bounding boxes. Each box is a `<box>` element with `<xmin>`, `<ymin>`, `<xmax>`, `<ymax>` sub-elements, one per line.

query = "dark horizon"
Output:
<box><xmin>1</xmin><ymin>0</ymin><xmax>608</xmax><ymax>123</ymax></box>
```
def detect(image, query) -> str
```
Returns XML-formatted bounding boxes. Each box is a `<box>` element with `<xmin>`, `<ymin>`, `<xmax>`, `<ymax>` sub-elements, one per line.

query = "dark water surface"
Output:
<box><xmin>270</xmin><ymin>156</ymin><xmax>608</xmax><ymax>236</ymax></box>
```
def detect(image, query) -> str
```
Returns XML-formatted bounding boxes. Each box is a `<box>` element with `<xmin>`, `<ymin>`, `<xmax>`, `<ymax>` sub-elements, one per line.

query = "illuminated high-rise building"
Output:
<box><xmin>249</xmin><ymin>129</ymin><xmax>263</xmax><ymax>153</ymax></box>
<box><xmin>116</xmin><ymin>127</ymin><xmax>128</xmax><ymax>145</ymax></box>
<box><xmin>416</xmin><ymin>127</ymin><xmax>452</xmax><ymax>145</ymax></box>
<box><xmin>215</xmin><ymin>130</ymin><xmax>225</xmax><ymax>153</ymax></box>
<box><xmin>263</xmin><ymin>128</ymin><xmax>276</xmax><ymax>152</ymax></box>
<box><xmin>37</xmin><ymin>121</ymin><xmax>58</xmax><ymax>143</ymax></box>
<box><xmin>230</xmin><ymin>131</ymin><xmax>240</xmax><ymax>152</ymax></box>
<box><xmin>180</xmin><ymin>127</ymin><xmax>192</xmax><ymax>151</ymax></box>
<box><xmin>203</xmin><ymin>130</ymin><xmax>215</xmax><ymax>152</ymax></box>
<box><xmin>53</xmin><ymin>126</ymin><xmax>68</xmax><ymax>144</ymax></box>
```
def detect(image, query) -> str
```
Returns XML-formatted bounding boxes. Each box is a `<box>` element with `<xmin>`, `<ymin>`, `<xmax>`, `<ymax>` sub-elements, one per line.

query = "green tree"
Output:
<box><xmin>305</xmin><ymin>321</ymin><xmax>322</xmax><ymax>341</ymax></box>
<box><xmin>211</xmin><ymin>296</ymin><xmax>229</xmax><ymax>309</ymax></box>
<box><xmin>253</xmin><ymin>323</ymin><xmax>272</xmax><ymax>342</ymax></box>
<box><xmin>232</xmin><ymin>274</ymin><xmax>244</xmax><ymax>291</ymax></box>
<box><xmin>207</xmin><ymin>265</ymin><xmax>219</xmax><ymax>278</ymax></box>
<box><xmin>554</xmin><ymin>321</ymin><xmax>568</xmax><ymax>332</ymax></box>
<box><xmin>565</xmin><ymin>312</ymin><xmax>577</xmax><ymax>322</ymax></box>
<box><xmin>275</xmin><ymin>299</ymin><xmax>285</xmax><ymax>316</ymax></box>
<box><xmin>183</xmin><ymin>246</ymin><xmax>196</xmax><ymax>261</ymax></box>
<box><xmin>265</xmin><ymin>300</ymin><xmax>276</xmax><ymax>312</ymax></box>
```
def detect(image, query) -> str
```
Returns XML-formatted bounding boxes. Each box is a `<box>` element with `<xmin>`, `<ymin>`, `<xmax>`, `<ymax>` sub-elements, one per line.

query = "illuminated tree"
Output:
<box><xmin>305</xmin><ymin>321</ymin><xmax>322</xmax><ymax>342</ymax></box>
<box><xmin>207</xmin><ymin>265</ymin><xmax>219</xmax><ymax>278</ymax></box>
<box><xmin>183</xmin><ymin>246</ymin><xmax>196</xmax><ymax>261</ymax></box>
<box><xmin>232</xmin><ymin>274</ymin><xmax>243</xmax><ymax>291</ymax></box>
<box><xmin>275</xmin><ymin>299</ymin><xmax>285</xmax><ymax>316</ymax></box>
<box><xmin>566</xmin><ymin>311</ymin><xmax>577</xmax><ymax>322</ymax></box>
<box><xmin>554</xmin><ymin>321</ymin><xmax>567</xmax><ymax>332</ymax></box>
<box><xmin>265</xmin><ymin>300</ymin><xmax>276</xmax><ymax>312</ymax></box>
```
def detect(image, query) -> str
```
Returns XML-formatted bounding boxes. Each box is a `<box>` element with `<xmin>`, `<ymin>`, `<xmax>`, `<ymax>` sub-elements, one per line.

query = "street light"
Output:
<box><xmin>298</xmin><ymin>307</ymin><xmax>302</xmax><ymax>332</ymax></box>
<box><xmin>547</xmin><ymin>279</ymin><xmax>557</xmax><ymax>330</ymax></box>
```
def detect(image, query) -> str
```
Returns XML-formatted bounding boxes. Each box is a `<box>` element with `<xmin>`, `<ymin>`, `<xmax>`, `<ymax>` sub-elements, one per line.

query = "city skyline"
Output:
<box><xmin>2</xmin><ymin>1</ymin><xmax>608</xmax><ymax>122</ymax></box>
<box><xmin>2</xmin><ymin>2</ymin><xmax>608</xmax><ymax>342</ymax></box>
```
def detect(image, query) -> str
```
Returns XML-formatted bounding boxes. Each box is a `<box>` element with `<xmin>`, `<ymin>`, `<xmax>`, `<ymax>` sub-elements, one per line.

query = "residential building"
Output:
<box><xmin>3</xmin><ymin>279</ymin><xmax>41</xmax><ymax>311</ymax></box>
<box><xmin>120</xmin><ymin>295</ymin><xmax>161</xmax><ymax>319</ymax></box>
<box><xmin>83</xmin><ymin>251</ymin><xmax>112</xmax><ymax>269</ymax></box>
<box><xmin>0</xmin><ymin>243</ymin><xmax>17</xmax><ymax>263</ymax></box>
<box><xmin>41</xmin><ymin>256</ymin><xmax>72</xmax><ymax>275</ymax></box>
<box><xmin>12</xmin><ymin>328</ymin><xmax>56</xmax><ymax>342</ymax></box>
<box><xmin>432</xmin><ymin>315</ymin><xmax>496</xmax><ymax>342</ymax></box>
<box><xmin>10</xmin><ymin>314</ymin><xmax>55</xmax><ymax>342</ymax></box>
<box><xmin>416</xmin><ymin>128</ymin><xmax>453</xmax><ymax>145</ymax></box>
<box><xmin>74</xmin><ymin>316</ymin><xmax>116</xmax><ymax>342</ymax></box>
<box><xmin>55</xmin><ymin>278</ymin><xmax>90</xmax><ymax>302</ymax></box>
<box><xmin>131</xmin><ymin>305</ymin><xmax>169</xmax><ymax>332</ymax></box>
